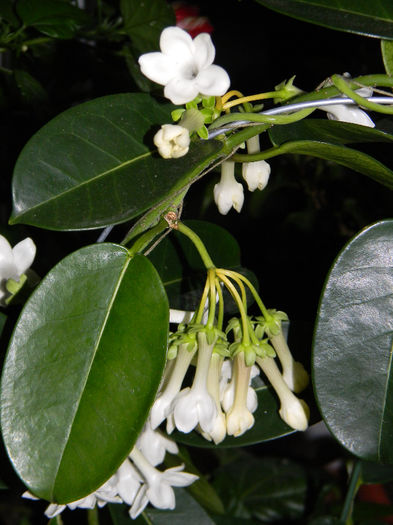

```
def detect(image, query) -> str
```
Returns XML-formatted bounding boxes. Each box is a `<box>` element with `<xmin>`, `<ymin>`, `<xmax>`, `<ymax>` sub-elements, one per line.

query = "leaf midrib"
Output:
<box><xmin>13</xmin><ymin>149</ymin><xmax>152</xmax><ymax>221</ymax></box>
<box><xmin>50</xmin><ymin>250</ymin><xmax>131</xmax><ymax>500</ymax></box>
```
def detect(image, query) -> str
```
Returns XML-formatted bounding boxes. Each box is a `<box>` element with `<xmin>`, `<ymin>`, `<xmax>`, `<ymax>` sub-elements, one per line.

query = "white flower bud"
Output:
<box><xmin>242</xmin><ymin>160</ymin><xmax>271</xmax><ymax>191</ymax></box>
<box><xmin>154</xmin><ymin>124</ymin><xmax>190</xmax><ymax>159</ymax></box>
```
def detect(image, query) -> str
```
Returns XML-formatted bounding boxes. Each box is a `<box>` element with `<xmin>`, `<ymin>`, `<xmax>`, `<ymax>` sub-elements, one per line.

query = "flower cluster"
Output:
<box><xmin>23</xmin><ymin>420</ymin><xmax>197</xmax><ymax>519</ymax></box>
<box><xmin>149</xmin><ymin>230</ymin><xmax>310</xmax><ymax>445</ymax></box>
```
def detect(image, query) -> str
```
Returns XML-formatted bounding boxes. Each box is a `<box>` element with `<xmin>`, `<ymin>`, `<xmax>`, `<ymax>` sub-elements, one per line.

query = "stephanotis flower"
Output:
<box><xmin>0</xmin><ymin>235</ymin><xmax>36</xmax><ymax>305</ymax></box>
<box><xmin>214</xmin><ymin>161</ymin><xmax>244</xmax><ymax>215</ymax></box>
<box><xmin>138</xmin><ymin>26</ymin><xmax>230</xmax><ymax>105</ymax></box>
<box><xmin>242</xmin><ymin>136</ymin><xmax>271</xmax><ymax>192</ymax></box>
<box><xmin>154</xmin><ymin>124</ymin><xmax>190</xmax><ymax>159</ymax></box>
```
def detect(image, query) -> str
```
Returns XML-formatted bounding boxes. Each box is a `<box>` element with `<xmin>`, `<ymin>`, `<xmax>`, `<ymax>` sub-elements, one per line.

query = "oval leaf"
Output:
<box><xmin>255</xmin><ymin>0</ymin><xmax>393</xmax><ymax>39</ymax></box>
<box><xmin>313</xmin><ymin>220</ymin><xmax>393</xmax><ymax>463</ymax></box>
<box><xmin>264</xmin><ymin>139</ymin><xmax>393</xmax><ymax>190</ymax></box>
<box><xmin>382</xmin><ymin>39</ymin><xmax>393</xmax><ymax>76</ymax></box>
<box><xmin>10</xmin><ymin>93</ymin><xmax>224</xmax><ymax>231</ymax></box>
<box><xmin>0</xmin><ymin>245</ymin><xmax>168</xmax><ymax>502</ymax></box>
<box><xmin>269</xmin><ymin>120</ymin><xmax>393</xmax><ymax>147</ymax></box>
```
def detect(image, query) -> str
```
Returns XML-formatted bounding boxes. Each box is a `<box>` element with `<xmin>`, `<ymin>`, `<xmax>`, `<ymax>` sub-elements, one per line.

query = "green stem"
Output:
<box><xmin>331</xmin><ymin>74</ymin><xmax>393</xmax><ymax>114</ymax></box>
<box><xmin>215</xmin><ymin>277</ymin><xmax>224</xmax><ymax>330</ymax></box>
<box><xmin>88</xmin><ymin>507</ymin><xmax>100</xmax><ymax>525</ymax></box>
<box><xmin>126</xmin><ymin>219</ymin><xmax>168</xmax><ymax>255</ymax></box>
<box><xmin>176</xmin><ymin>222</ymin><xmax>215</xmax><ymax>269</ymax></box>
<box><xmin>340</xmin><ymin>459</ymin><xmax>362</xmax><ymax>524</ymax></box>
<box><xmin>229</xmin><ymin>139</ymin><xmax>318</xmax><ymax>163</ymax></box>
<box><xmin>210</xmin><ymin>107</ymin><xmax>315</xmax><ymax>130</ymax></box>
<box><xmin>288</xmin><ymin>74</ymin><xmax>393</xmax><ymax>105</ymax></box>
<box><xmin>225</xmin><ymin>270</ymin><xmax>270</xmax><ymax>318</ymax></box>
<box><xmin>206</xmin><ymin>269</ymin><xmax>217</xmax><ymax>329</ymax></box>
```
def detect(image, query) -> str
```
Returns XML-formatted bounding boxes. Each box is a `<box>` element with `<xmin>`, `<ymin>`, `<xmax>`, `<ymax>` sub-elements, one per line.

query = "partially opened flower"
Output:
<box><xmin>0</xmin><ymin>235</ymin><xmax>36</xmax><ymax>305</ymax></box>
<box><xmin>154</xmin><ymin>124</ymin><xmax>190</xmax><ymax>159</ymax></box>
<box><xmin>214</xmin><ymin>161</ymin><xmax>244</xmax><ymax>215</ymax></box>
<box><xmin>242</xmin><ymin>136</ymin><xmax>271</xmax><ymax>191</ymax></box>
<box><xmin>139</xmin><ymin>26</ymin><xmax>230</xmax><ymax>104</ymax></box>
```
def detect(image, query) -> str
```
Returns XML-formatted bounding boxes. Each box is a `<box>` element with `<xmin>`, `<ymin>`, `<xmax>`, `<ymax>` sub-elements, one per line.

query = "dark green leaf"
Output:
<box><xmin>110</xmin><ymin>489</ymin><xmax>216</xmax><ymax>524</ymax></box>
<box><xmin>0</xmin><ymin>245</ymin><xmax>168</xmax><ymax>502</ymax></box>
<box><xmin>263</xmin><ymin>139</ymin><xmax>393</xmax><ymax>190</ymax></box>
<box><xmin>313</xmin><ymin>220</ymin><xmax>393</xmax><ymax>463</ymax></box>
<box><xmin>165</xmin><ymin>446</ymin><xmax>225</xmax><ymax>516</ymax></box>
<box><xmin>361</xmin><ymin>460</ymin><xmax>393</xmax><ymax>484</ymax></box>
<box><xmin>174</xmin><ymin>382</ymin><xmax>295</xmax><ymax>448</ymax></box>
<box><xmin>120</xmin><ymin>0</ymin><xmax>175</xmax><ymax>53</ymax></box>
<box><xmin>269</xmin><ymin>120</ymin><xmax>393</xmax><ymax>147</ymax></box>
<box><xmin>212</xmin><ymin>455</ymin><xmax>307</xmax><ymax>521</ymax></box>
<box><xmin>10</xmin><ymin>93</ymin><xmax>224</xmax><ymax>231</ymax></box>
<box><xmin>254</xmin><ymin>0</ymin><xmax>393</xmax><ymax>39</ymax></box>
<box><xmin>381</xmin><ymin>40</ymin><xmax>393</xmax><ymax>76</ymax></box>
<box><xmin>14</xmin><ymin>69</ymin><xmax>47</xmax><ymax>105</ymax></box>
<box><xmin>0</xmin><ymin>0</ymin><xmax>19</xmax><ymax>26</ymax></box>
<box><xmin>16</xmin><ymin>0</ymin><xmax>90</xmax><ymax>39</ymax></box>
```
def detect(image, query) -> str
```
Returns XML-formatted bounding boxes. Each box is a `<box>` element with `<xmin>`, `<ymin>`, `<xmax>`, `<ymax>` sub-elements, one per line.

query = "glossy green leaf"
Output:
<box><xmin>0</xmin><ymin>245</ymin><xmax>168</xmax><ymax>502</ymax></box>
<box><xmin>10</xmin><ymin>93</ymin><xmax>224</xmax><ymax>231</ymax></box>
<box><xmin>212</xmin><ymin>455</ymin><xmax>307</xmax><ymax>522</ymax></box>
<box><xmin>269</xmin><ymin>120</ymin><xmax>393</xmax><ymax>147</ymax></box>
<box><xmin>381</xmin><ymin>40</ymin><xmax>393</xmax><ymax>76</ymax></box>
<box><xmin>174</xmin><ymin>381</ymin><xmax>295</xmax><ymax>448</ymax></box>
<box><xmin>254</xmin><ymin>0</ymin><xmax>393</xmax><ymax>39</ymax></box>
<box><xmin>313</xmin><ymin>220</ymin><xmax>393</xmax><ymax>463</ymax></box>
<box><xmin>262</xmin><ymin>139</ymin><xmax>393</xmax><ymax>190</ymax></box>
<box><xmin>110</xmin><ymin>489</ymin><xmax>216</xmax><ymax>524</ymax></box>
<box><xmin>16</xmin><ymin>0</ymin><xmax>90</xmax><ymax>38</ymax></box>
<box><xmin>120</xmin><ymin>0</ymin><xmax>175</xmax><ymax>53</ymax></box>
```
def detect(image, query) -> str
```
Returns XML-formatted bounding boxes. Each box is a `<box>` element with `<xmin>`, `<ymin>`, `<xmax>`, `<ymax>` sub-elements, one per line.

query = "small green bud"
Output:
<box><xmin>171</xmin><ymin>108</ymin><xmax>186</xmax><ymax>122</ymax></box>
<box><xmin>274</xmin><ymin>76</ymin><xmax>303</xmax><ymax>103</ymax></box>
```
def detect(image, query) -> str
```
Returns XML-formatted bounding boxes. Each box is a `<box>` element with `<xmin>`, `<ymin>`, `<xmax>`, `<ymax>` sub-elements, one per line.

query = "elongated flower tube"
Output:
<box><xmin>173</xmin><ymin>332</ymin><xmax>217</xmax><ymax>433</ymax></box>
<box><xmin>138</xmin><ymin>26</ymin><xmax>230</xmax><ymax>104</ymax></box>
<box><xmin>202</xmin><ymin>352</ymin><xmax>227</xmax><ymax>444</ymax></box>
<box><xmin>0</xmin><ymin>235</ymin><xmax>36</xmax><ymax>305</ymax></box>
<box><xmin>257</xmin><ymin>357</ymin><xmax>309</xmax><ymax>431</ymax></box>
<box><xmin>226</xmin><ymin>353</ymin><xmax>255</xmax><ymax>437</ymax></box>
<box><xmin>270</xmin><ymin>332</ymin><xmax>309</xmax><ymax>393</ymax></box>
<box><xmin>214</xmin><ymin>161</ymin><xmax>244</xmax><ymax>215</ymax></box>
<box><xmin>242</xmin><ymin>135</ymin><xmax>271</xmax><ymax>191</ymax></box>
<box><xmin>150</xmin><ymin>343</ymin><xmax>196</xmax><ymax>429</ymax></box>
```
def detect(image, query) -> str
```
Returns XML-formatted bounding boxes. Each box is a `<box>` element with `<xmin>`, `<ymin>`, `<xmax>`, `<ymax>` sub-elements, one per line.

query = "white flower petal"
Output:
<box><xmin>129</xmin><ymin>485</ymin><xmax>149</xmax><ymax>519</ymax></box>
<box><xmin>45</xmin><ymin>504</ymin><xmax>66</xmax><ymax>518</ymax></box>
<box><xmin>242</xmin><ymin>160</ymin><xmax>270</xmax><ymax>192</ymax></box>
<box><xmin>0</xmin><ymin>235</ymin><xmax>16</xmax><ymax>280</ymax></box>
<box><xmin>193</xmin><ymin>33</ymin><xmax>215</xmax><ymax>70</ymax></box>
<box><xmin>196</xmin><ymin>65</ymin><xmax>230</xmax><ymax>96</ymax></box>
<box><xmin>116</xmin><ymin>459</ymin><xmax>142</xmax><ymax>505</ymax></box>
<box><xmin>164</xmin><ymin>77</ymin><xmax>200</xmax><ymax>105</ymax></box>
<box><xmin>160</xmin><ymin>26</ymin><xmax>194</xmax><ymax>61</ymax></box>
<box><xmin>326</xmin><ymin>104</ymin><xmax>375</xmax><ymax>127</ymax></box>
<box><xmin>12</xmin><ymin>238</ymin><xmax>36</xmax><ymax>275</ymax></box>
<box><xmin>138</xmin><ymin>52</ymin><xmax>179</xmax><ymax>85</ymax></box>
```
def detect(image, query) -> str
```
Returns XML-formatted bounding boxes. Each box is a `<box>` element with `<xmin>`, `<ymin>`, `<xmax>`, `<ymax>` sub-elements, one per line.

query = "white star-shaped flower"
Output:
<box><xmin>139</xmin><ymin>26</ymin><xmax>230</xmax><ymax>104</ymax></box>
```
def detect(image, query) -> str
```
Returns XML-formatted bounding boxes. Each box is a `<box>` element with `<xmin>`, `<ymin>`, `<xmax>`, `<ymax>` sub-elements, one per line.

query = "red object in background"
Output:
<box><xmin>172</xmin><ymin>1</ymin><xmax>213</xmax><ymax>37</ymax></box>
<box><xmin>358</xmin><ymin>484</ymin><xmax>393</xmax><ymax>524</ymax></box>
